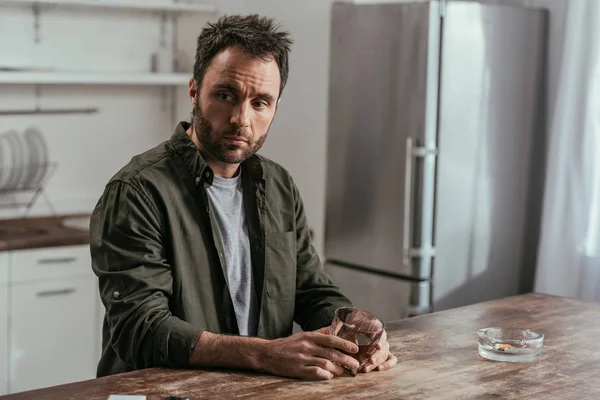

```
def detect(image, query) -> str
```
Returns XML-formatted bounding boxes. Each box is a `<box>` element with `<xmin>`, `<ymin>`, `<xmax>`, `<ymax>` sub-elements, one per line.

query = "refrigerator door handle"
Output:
<box><xmin>403</xmin><ymin>137</ymin><xmax>439</xmax><ymax>267</ymax></box>
<box><xmin>402</xmin><ymin>137</ymin><xmax>415</xmax><ymax>267</ymax></box>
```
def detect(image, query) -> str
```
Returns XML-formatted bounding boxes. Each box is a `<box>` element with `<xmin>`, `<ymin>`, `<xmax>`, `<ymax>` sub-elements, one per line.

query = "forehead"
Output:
<box><xmin>203</xmin><ymin>46</ymin><xmax>281</xmax><ymax>94</ymax></box>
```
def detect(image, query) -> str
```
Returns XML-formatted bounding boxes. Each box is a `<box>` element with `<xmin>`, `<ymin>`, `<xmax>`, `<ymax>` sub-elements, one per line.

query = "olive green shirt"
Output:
<box><xmin>90</xmin><ymin>122</ymin><xmax>352</xmax><ymax>377</ymax></box>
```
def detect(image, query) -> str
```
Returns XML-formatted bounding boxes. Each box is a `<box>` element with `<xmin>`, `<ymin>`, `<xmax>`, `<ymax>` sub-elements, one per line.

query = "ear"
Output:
<box><xmin>276</xmin><ymin>97</ymin><xmax>281</xmax><ymax>109</ymax></box>
<box><xmin>189</xmin><ymin>78</ymin><xmax>198</xmax><ymax>107</ymax></box>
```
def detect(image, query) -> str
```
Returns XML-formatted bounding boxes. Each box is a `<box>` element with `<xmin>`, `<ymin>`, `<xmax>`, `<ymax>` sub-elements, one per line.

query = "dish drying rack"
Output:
<box><xmin>0</xmin><ymin>162</ymin><xmax>58</xmax><ymax>211</ymax></box>
<box><xmin>0</xmin><ymin>127</ymin><xmax>57</xmax><ymax>214</ymax></box>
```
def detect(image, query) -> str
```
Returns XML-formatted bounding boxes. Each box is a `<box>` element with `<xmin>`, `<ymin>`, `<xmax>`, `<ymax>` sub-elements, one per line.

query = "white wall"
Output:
<box><xmin>225</xmin><ymin>0</ymin><xmax>567</xmax><ymax>259</ymax></box>
<box><xmin>175</xmin><ymin>0</ymin><xmax>335</xmax><ymax>257</ymax></box>
<box><xmin>0</xmin><ymin>2</ymin><xmax>216</xmax><ymax>218</ymax></box>
<box><xmin>1</xmin><ymin>0</ymin><xmax>566</xmax><ymax>261</ymax></box>
<box><xmin>463</xmin><ymin>0</ymin><xmax>567</xmax><ymax>122</ymax></box>
<box><xmin>236</xmin><ymin>0</ymin><xmax>335</xmax><ymax>256</ymax></box>
<box><xmin>0</xmin><ymin>0</ymin><xmax>335</xmax><ymax>255</ymax></box>
<box><xmin>0</xmin><ymin>0</ymin><xmax>333</xmax><ymax>258</ymax></box>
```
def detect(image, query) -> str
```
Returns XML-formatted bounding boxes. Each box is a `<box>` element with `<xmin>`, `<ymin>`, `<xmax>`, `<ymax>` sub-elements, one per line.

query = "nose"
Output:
<box><xmin>230</xmin><ymin>102</ymin><xmax>250</xmax><ymax>129</ymax></box>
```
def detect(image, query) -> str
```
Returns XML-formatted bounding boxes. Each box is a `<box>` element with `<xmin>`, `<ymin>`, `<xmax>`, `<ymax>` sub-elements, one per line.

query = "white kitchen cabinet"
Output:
<box><xmin>10</xmin><ymin>245</ymin><xmax>93</xmax><ymax>283</ymax></box>
<box><xmin>7</xmin><ymin>244</ymin><xmax>99</xmax><ymax>394</ymax></box>
<box><xmin>0</xmin><ymin>252</ymin><xmax>8</xmax><ymax>395</ymax></box>
<box><xmin>9</xmin><ymin>276</ymin><xmax>97</xmax><ymax>393</ymax></box>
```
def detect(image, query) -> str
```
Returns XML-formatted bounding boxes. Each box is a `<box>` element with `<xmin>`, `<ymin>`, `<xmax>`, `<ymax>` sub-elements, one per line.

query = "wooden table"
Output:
<box><xmin>3</xmin><ymin>293</ymin><xmax>600</xmax><ymax>399</ymax></box>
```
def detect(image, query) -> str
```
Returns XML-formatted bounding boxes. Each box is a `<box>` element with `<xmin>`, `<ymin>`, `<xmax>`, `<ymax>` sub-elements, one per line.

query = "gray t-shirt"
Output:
<box><xmin>206</xmin><ymin>172</ymin><xmax>258</xmax><ymax>336</ymax></box>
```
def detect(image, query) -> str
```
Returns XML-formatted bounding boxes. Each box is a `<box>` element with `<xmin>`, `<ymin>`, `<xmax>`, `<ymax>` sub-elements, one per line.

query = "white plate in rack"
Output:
<box><xmin>5</xmin><ymin>130</ymin><xmax>26</xmax><ymax>189</ymax></box>
<box><xmin>15</xmin><ymin>129</ymin><xmax>31</xmax><ymax>189</ymax></box>
<box><xmin>23</xmin><ymin>127</ymin><xmax>47</xmax><ymax>189</ymax></box>
<box><xmin>0</xmin><ymin>130</ymin><xmax>18</xmax><ymax>190</ymax></box>
<box><xmin>0</xmin><ymin>132</ymin><xmax>10</xmax><ymax>189</ymax></box>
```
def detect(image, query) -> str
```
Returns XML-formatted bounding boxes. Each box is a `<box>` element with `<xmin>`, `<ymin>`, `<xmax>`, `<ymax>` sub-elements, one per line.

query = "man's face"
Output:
<box><xmin>191</xmin><ymin>46</ymin><xmax>281</xmax><ymax>164</ymax></box>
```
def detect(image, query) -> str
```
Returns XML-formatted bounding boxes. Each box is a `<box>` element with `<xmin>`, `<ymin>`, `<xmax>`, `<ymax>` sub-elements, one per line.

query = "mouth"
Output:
<box><xmin>223</xmin><ymin>136</ymin><xmax>248</xmax><ymax>146</ymax></box>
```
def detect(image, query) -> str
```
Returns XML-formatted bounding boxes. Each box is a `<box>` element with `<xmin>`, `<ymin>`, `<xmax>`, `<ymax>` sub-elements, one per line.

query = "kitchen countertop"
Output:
<box><xmin>3</xmin><ymin>293</ymin><xmax>600</xmax><ymax>399</ymax></box>
<box><xmin>0</xmin><ymin>213</ymin><xmax>90</xmax><ymax>251</ymax></box>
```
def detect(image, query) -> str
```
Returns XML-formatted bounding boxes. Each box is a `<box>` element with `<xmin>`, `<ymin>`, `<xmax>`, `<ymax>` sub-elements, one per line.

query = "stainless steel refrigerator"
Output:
<box><xmin>324</xmin><ymin>0</ymin><xmax>548</xmax><ymax>321</ymax></box>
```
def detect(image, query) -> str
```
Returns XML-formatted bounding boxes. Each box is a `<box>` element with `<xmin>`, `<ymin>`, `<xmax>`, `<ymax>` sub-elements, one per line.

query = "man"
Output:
<box><xmin>91</xmin><ymin>14</ymin><xmax>397</xmax><ymax>381</ymax></box>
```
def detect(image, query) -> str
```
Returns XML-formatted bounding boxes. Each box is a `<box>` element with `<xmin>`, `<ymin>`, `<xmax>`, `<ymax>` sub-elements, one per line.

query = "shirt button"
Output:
<box><xmin>195</xmin><ymin>177</ymin><xmax>201</xmax><ymax>185</ymax></box>
<box><xmin>204</xmin><ymin>170</ymin><xmax>211</xmax><ymax>178</ymax></box>
<box><xmin>113</xmin><ymin>290</ymin><xmax>120</xmax><ymax>299</ymax></box>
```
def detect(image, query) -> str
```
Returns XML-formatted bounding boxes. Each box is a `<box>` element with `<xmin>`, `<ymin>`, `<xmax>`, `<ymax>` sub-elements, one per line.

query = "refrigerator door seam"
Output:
<box><xmin>327</xmin><ymin>259</ymin><xmax>431</xmax><ymax>283</ymax></box>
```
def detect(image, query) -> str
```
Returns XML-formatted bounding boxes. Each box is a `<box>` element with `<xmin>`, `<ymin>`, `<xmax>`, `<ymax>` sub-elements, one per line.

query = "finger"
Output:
<box><xmin>308</xmin><ymin>356</ymin><xmax>346</xmax><ymax>376</ymax></box>
<box><xmin>303</xmin><ymin>366</ymin><xmax>334</xmax><ymax>381</ymax></box>
<box><xmin>312</xmin><ymin>345</ymin><xmax>360</xmax><ymax>372</ymax></box>
<box><xmin>376</xmin><ymin>353</ymin><xmax>398</xmax><ymax>371</ymax></box>
<box><xmin>363</xmin><ymin>342</ymin><xmax>390</xmax><ymax>372</ymax></box>
<box><xmin>376</xmin><ymin>330</ymin><xmax>388</xmax><ymax>350</ymax></box>
<box><xmin>374</xmin><ymin>341</ymin><xmax>390</xmax><ymax>363</ymax></box>
<box><xmin>313</xmin><ymin>326</ymin><xmax>331</xmax><ymax>335</ymax></box>
<box><xmin>363</xmin><ymin>350</ymin><xmax>386</xmax><ymax>372</ymax></box>
<box><xmin>309</xmin><ymin>332</ymin><xmax>358</xmax><ymax>354</ymax></box>
<box><xmin>370</xmin><ymin>341</ymin><xmax>390</xmax><ymax>366</ymax></box>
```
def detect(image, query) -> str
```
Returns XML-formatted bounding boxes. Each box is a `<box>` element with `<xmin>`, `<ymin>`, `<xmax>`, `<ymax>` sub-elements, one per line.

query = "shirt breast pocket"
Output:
<box><xmin>265</xmin><ymin>231</ymin><xmax>297</xmax><ymax>300</ymax></box>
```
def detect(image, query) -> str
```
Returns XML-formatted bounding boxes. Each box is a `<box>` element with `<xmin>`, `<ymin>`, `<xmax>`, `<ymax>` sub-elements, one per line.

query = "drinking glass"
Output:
<box><xmin>330</xmin><ymin>307</ymin><xmax>384</xmax><ymax>376</ymax></box>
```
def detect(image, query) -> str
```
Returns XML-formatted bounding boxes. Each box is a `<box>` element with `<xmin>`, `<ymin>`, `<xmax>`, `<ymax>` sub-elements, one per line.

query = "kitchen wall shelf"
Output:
<box><xmin>0</xmin><ymin>107</ymin><xmax>98</xmax><ymax>116</ymax></box>
<box><xmin>0</xmin><ymin>0</ymin><xmax>217</xmax><ymax>14</ymax></box>
<box><xmin>0</xmin><ymin>72</ymin><xmax>190</xmax><ymax>86</ymax></box>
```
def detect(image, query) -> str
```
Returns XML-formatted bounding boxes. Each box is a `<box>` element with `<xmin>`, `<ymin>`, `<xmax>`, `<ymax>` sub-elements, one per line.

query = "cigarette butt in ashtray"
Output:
<box><xmin>494</xmin><ymin>343</ymin><xmax>512</xmax><ymax>352</ymax></box>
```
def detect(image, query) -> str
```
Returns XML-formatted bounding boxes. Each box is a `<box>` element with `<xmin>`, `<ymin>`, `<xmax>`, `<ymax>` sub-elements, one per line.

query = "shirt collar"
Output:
<box><xmin>168</xmin><ymin>121</ymin><xmax>265</xmax><ymax>185</ymax></box>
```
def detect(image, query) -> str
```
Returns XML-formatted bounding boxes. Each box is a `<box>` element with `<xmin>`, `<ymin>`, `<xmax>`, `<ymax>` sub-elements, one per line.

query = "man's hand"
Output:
<box><xmin>361</xmin><ymin>330</ymin><xmax>398</xmax><ymax>373</ymax></box>
<box><xmin>314</xmin><ymin>326</ymin><xmax>397</xmax><ymax>374</ymax></box>
<box><xmin>189</xmin><ymin>328</ymin><xmax>394</xmax><ymax>381</ymax></box>
<box><xmin>259</xmin><ymin>331</ymin><xmax>360</xmax><ymax>380</ymax></box>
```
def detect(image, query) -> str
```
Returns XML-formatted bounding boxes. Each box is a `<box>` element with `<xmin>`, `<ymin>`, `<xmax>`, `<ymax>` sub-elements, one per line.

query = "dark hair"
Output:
<box><xmin>193</xmin><ymin>14</ymin><xmax>293</xmax><ymax>97</ymax></box>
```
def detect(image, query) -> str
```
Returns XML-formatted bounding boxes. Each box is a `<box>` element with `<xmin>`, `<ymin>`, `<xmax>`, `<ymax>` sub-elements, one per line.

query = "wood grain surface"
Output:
<box><xmin>0</xmin><ymin>214</ymin><xmax>90</xmax><ymax>251</ymax></box>
<box><xmin>3</xmin><ymin>293</ymin><xmax>600</xmax><ymax>399</ymax></box>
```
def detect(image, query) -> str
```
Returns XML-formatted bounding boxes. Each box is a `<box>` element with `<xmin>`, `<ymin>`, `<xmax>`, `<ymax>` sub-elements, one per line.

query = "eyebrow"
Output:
<box><xmin>214</xmin><ymin>82</ymin><xmax>276</xmax><ymax>104</ymax></box>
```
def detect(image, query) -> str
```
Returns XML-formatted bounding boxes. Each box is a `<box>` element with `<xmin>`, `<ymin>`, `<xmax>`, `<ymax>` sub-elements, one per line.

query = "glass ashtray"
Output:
<box><xmin>478</xmin><ymin>327</ymin><xmax>544</xmax><ymax>362</ymax></box>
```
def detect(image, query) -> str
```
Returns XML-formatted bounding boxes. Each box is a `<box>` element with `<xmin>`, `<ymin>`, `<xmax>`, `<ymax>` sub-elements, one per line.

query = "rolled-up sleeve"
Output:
<box><xmin>90</xmin><ymin>180</ymin><xmax>203</xmax><ymax>369</ymax></box>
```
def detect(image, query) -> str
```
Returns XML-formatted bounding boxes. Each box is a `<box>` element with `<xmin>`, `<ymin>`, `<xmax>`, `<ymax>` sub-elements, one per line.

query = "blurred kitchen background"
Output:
<box><xmin>0</xmin><ymin>0</ymin><xmax>598</xmax><ymax>395</ymax></box>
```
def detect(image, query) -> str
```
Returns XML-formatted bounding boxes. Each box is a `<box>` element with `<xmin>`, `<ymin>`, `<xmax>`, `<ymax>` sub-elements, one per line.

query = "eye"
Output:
<box><xmin>217</xmin><ymin>91</ymin><xmax>234</xmax><ymax>102</ymax></box>
<box><xmin>253</xmin><ymin>100</ymin><xmax>269</xmax><ymax>109</ymax></box>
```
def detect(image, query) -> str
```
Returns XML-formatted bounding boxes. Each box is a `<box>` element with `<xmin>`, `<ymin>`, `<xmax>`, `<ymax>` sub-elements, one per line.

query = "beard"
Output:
<box><xmin>193</xmin><ymin>103</ymin><xmax>268</xmax><ymax>164</ymax></box>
